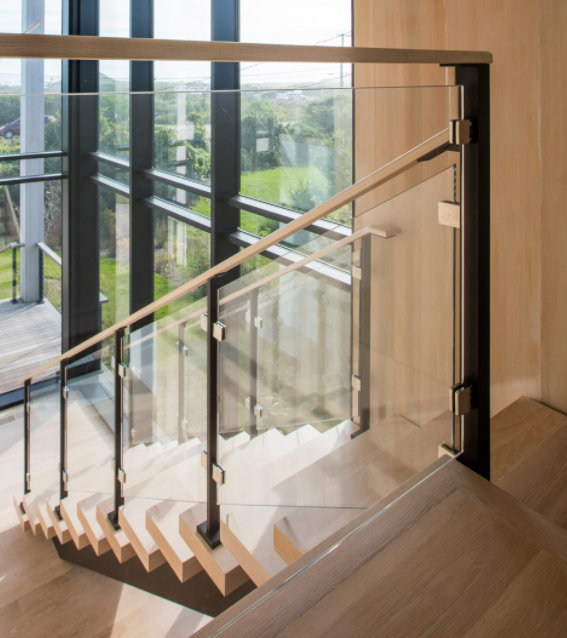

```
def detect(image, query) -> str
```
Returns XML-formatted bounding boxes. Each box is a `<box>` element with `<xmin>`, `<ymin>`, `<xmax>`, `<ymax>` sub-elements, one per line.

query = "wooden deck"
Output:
<box><xmin>0</xmin><ymin>299</ymin><xmax>61</xmax><ymax>395</ymax></box>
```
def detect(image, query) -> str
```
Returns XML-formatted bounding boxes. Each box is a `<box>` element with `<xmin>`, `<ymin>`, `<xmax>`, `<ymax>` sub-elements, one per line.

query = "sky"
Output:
<box><xmin>0</xmin><ymin>0</ymin><xmax>351</xmax><ymax>91</ymax></box>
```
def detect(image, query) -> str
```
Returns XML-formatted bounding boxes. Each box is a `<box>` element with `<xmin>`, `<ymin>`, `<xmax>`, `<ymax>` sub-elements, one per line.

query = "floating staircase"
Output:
<box><xmin>11</xmin><ymin>395</ymin><xmax>567</xmax><ymax>637</ymax></box>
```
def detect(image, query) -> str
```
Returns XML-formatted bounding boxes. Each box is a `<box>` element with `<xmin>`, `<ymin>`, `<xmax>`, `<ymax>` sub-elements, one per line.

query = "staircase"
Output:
<box><xmin>10</xmin><ymin>395</ymin><xmax>567</xmax><ymax>636</ymax></box>
<box><xmin>185</xmin><ymin>396</ymin><xmax>567</xmax><ymax>638</ymax></box>
<box><xmin>12</xmin><ymin>392</ymin><xmax>452</xmax><ymax>596</ymax></box>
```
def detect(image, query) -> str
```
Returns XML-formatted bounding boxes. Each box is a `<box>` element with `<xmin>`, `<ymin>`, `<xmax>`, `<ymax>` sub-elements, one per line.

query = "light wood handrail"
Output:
<box><xmin>0</xmin><ymin>34</ymin><xmax>493</xmax><ymax>65</ymax></box>
<box><xmin>19</xmin><ymin>127</ymin><xmax>450</xmax><ymax>383</ymax></box>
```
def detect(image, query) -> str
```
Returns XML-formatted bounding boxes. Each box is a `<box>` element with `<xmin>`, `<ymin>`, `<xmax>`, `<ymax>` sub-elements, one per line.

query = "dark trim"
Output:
<box><xmin>197</xmin><ymin>275</ymin><xmax>223</xmax><ymax>548</ymax></box>
<box><xmin>144</xmin><ymin>196</ymin><xmax>211</xmax><ymax>232</ymax></box>
<box><xmin>91</xmin><ymin>174</ymin><xmax>130</xmax><ymax>198</ymax></box>
<box><xmin>229</xmin><ymin>195</ymin><xmax>351</xmax><ymax>240</ymax></box>
<box><xmin>0</xmin><ymin>173</ymin><xmax>66</xmax><ymax>186</ymax></box>
<box><xmin>59</xmin><ymin>360</ymin><xmax>69</xmax><ymax>501</ymax></box>
<box><xmin>228</xmin><ymin>229</ymin><xmax>352</xmax><ymax>291</ymax></box>
<box><xmin>0</xmin><ymin>375</ymin><xmax>59</xmax><ymax>411</ymax></box>
<box><xmin>0</xmin><ymin>150</ymin><xmax>67</xmax><ymax>163</ymax></box>
<box><xmin>456</xmin><ymin>64</ymin><xmax>491</xmax><ymax>481</ymax></box>
<box><xmin>142</xmin><ymin>168</ymin><xmax>212</xmax><ymax>198</ymax></box>
<box><xmin>61</xmin><ymin>0</ymin><xmax>100</xmax><ymax>353</ymax></box>
<box><xmin>91</xmin><ymin>151</ymin><xmax>130</xmax><ymax>170</ymax></box>
<box><xmin>53</xmin><ymin>537</ymin><xmax>255</xmax><ymax>617</ymax></box>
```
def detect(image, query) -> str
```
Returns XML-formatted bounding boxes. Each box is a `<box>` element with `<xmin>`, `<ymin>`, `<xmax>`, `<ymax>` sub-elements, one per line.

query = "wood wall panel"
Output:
<box><xmin>354</xmin><ymin>0</ymin><xmax>544</xmax><ymax>417</ymax></box>
<box><xmin>541</xmin><ymin>0</ymin><xmax>567</xmax><ymax>412</ymax></box>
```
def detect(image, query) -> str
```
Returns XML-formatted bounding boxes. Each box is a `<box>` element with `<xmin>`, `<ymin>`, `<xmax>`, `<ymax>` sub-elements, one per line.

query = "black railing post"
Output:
<box><xmin>197</xmin><ymin>275</ymin><xmax>222</xmax><ymax>549</ymax></box>
<box><xmin>248</xmin><ymin>288</ymin><xmax>259</xmax><ymax>438</ymax></box>
<box><xmin>455</xmin><ymin>64</ymin><xmax>491</xmax><ymax>480</ymax></box>
<box><xmin>110</xmin><ymin>327</ymin><xmax>126</xmax><ymax>529</ymax></box>
<box><xmin>38</xmin><ymin>249</ymin><xmax>45</xmax><ymax>304</ymax></box>
<box><xmin>23</xmin><ymin>379</ymin><xmax>31</xmax><ymax>496</ymax></box>
<box><xmin>358</xmin><ymin>233</ymin><xmax>372</xmax><ymax>433</ymax></box>
<box><xmin>59</xmin><ymin>359</ymin><xmax>69</xmax><ymax>507</ymax></box>
<box><xmin>178</xmin><ymin>321</ymin><xmax>188</xmax><ymax>443</ymax></box>
<box><xmin>11</xmin><ymin>244</ymin><xmax>18</xmax><ymax>304</ymax></box>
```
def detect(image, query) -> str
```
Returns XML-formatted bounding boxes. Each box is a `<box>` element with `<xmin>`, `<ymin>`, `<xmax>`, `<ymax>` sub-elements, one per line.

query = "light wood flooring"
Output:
<box><xmin>0</xmin><ymin>403</ymin><xmax>212</xmax><ymax>638</ymax></box>
<box><xmin>0</xmin><ymin>299</ymin><xmax>61</xmax><ymax>395</ymax></box>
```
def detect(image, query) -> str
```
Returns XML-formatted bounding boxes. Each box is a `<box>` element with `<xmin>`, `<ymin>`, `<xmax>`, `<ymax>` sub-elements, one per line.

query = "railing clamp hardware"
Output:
<box><xmin>245</xmin><ymin>397</ymin><xmax>263</xmax><ymax>417</ymax></box>
<box><xmin>200</xmin><ymin>450</ymin><xmax>225</xmax><ymax>485</ymax></box>
<box><xmin>351</xmin><ymin>375</ymin><xmax>362</xmax><ymax>392</ymax></box>
<box><xmin>61</xmin><ymin>385</ymin><xmax>69</xmax><ymax>400</ymax></box>
<box><xmin>25</xmin><ymin>472</ymin><xmax>31</xmax><ymax>491</ymax></box>
<box><xmin>200</xmin><ymin>313</ymin><xmax>227</xmax><ymax>342</ymax></box>
<box><xmin>450</xmin><ymin>119</ymin><xmax>474</xmax><ymax>145</ymax></box>
<box><xmin>352</xmin><ymin>265</ymin><xmax>362</xmax><ymax>280</ymax></box>
<box><xmin>25</xmin><ymin>400</ymin><xmax>30</xmax><ymax>416</ymax></box>
<box><xmin>118</xmin><ymin>468</ymin><xmax>127</xmax><ymax>484</ymax></box>
<box><xmin>118</xmin><ymin>363</ymin><xmax>128</xmax><ymax>379</ymax></box>
<box><xmin>176</xmin><ymin>341</ymin><xmax>189</xmax><ymax>356</ymax></box>
<box><xmin>449</xmin><ymin>383</ymin><xmax>474</xmax><ymax>416</ymax></box>
<box><xmin>246</xmin><ymin>311</ymin><xmax>263</xmax><ymax>328</ymax></box>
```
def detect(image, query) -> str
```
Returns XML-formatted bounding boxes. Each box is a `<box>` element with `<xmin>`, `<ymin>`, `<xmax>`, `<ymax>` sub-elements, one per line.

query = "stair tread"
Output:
<box><xmin>145</xmin><ymin>500</ymin><xmax>203</xmax><ymax>583</ymax></box>
<box><xmin>220</xmin><ymin>505</ymin><xmax>290</xmax><ymax>586</ymax></box>
<box><xmin>57</xmin><ymin>492</ymin><xmax>90</xmax><ymax>549</ymax></box>
<box><xmin>45</xmin><ymin>495</ymin><xmax>73</xmax><ymax>544</ymax></box>
<box><xmin>119</xmin><ymin>497</ymin><xmax>166</xmax><ymax>572</ymax></box>
<box><xmin>179</xmin><ymin>503</ymin><xmax>250</xmax><ymax>596</ymax></box>
<box><xmin>76</xmin><ymin>492</ymin><xmax>112</xmax><ymax>556</ymax></box>
<box><xmin>32</xmin><ymin>492</ymin><xmax>57</xmax><ymax>540</ymax></box>
<box><xmin>13</xmin><ymin>495</ymin><xmax>31</xmax><ymax>532</ymax></box>
<box><xmin>491</xmin><ymin>396</ymin><xmax>567</xmax><ymax>483</ymax></box>
<box><xmin>497</xmin><ymin>418</ymin><xmax>567</xmax><ymax>532</ymax></box>
<box><xmin>22</xmin><ymin>492</ymin><xmax>42</xmax><ymax>535</ymax></box>
<box><xmin>219</xmin><ymin>421</ymin><xmax>357</xmax><ymax>505</ymax></box>
<box><xmin>96</xmin><ymin>496</ymin><xmax>137</xmax><ymax>563</ymax></box>
<box><xmin>272</xmin><ymin>414</ymin><xmax>448</xmax><ymax>507</ymax></box>
<box><xmin>274</xmin><ymin>507</ymin><xmax>362</xmax><ymax>564</ymax></box>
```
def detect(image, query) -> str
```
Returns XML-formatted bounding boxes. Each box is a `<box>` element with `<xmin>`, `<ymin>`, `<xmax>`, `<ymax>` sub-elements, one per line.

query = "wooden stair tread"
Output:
<box><xmin>76</xmin><ymin>492</ymin><xmax>112</xmax><ymax>556</ymax></box>
<box><xmin>22</xmin><ymin>492</ymin><xmax>42</xmax><ymax>535</ymax></box>
<box><xmin>219</xmin><ymin>421</ymin><xmax>356</xmax><ymax>505</ymax></box>
<box><xmin>32</xmin><ymin>492</ymin><xmax>57</xmax><ymax>540</ymax></box>
<box><xmin>145</xmin><ymin>500</ymin><xmax>203</xmax><ymax>583</ymax></box>
<box><xmin>96</xmin><ymin>496</ymin><xmax>137</xmax><ymax>563</ymax></box>
<box><xmin>226</xmin><ymin>414</ymin><xmax>444</xmax><ymax>508</ymax></box>
<box><xmin>119</xmin><ymin>498</ymin><xmax>166</xmax><ymax>572</ymax></box>
<box><xmin>220</xmin><ymin>505</ymin><xmax>290</xmax><ymax>586</ymax></box>
<box><xmin>13</xmin><ymin>495</ymin><xmax>31</xmax><ymax>532</ymax></box>
<box><xmin>274</xmin><ymin>507</ymin><xmax>361</xmax><ymax>564</ymax></box>
<box><xmin>179</xmin><ymin>503</ymin><xmax>250</xmax><ymax>596</ymax></box>
<box><xmin>45</xmin><ymin>495</ymin><xmax>73</xmax><ymax>544</ymax></box>
<box><xmin>58</xmin><ymin>492</ymin><xmax>90</xmax><ymax>549</ymax></box>
<box><xmin>491</xmin><ymin>396</ymin><xmax>567</xmax><ymax>483</ymax></box>
<box><xmin>497</xmin><ymin>420</ymin><xmax>567</xmax><ymax>532</ymax></box>
<box><xmin>219</xmin><ymin>427</ymin><xmax>303</xmax><ymax>468</ymax></box>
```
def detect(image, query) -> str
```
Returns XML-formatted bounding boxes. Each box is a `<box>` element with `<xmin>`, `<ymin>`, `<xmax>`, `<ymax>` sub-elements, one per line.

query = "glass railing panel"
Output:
<box><xmin>124</xmin><ymin>293</ymin><xmax>208</xmax><ymax>504</ymax></box>
<box><xmin>28</xmin><ymin>377</ymin><xmax>61</xmax><ymax>496</ymax></box>
<box><xmin>65</xmin><ymin>339</ymin><xmax>116</xmax><ymax>498</ymax></box>
<box><xmin>217</xmin><ymin>238</ymin><xmax>355</xmax><ymax>509</ymax></box>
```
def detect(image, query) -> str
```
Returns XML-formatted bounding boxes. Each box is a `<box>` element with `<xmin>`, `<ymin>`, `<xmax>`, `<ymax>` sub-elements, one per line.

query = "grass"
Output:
<box><xmin>0</xmin><ymin>248</ymin><xmax>61</xmax><ymax>308</ymax></box>
<box><xmin>241</xmin><ymin>166</ymin><xmax>313</xmax><ymax>209</ymax></box>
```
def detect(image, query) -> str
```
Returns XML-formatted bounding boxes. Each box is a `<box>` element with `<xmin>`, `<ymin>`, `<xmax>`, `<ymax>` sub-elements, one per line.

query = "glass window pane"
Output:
<box><xmin>99</xmin><ymin>187</ymin><xmax>130</xmax><ymax>330</ymax></box>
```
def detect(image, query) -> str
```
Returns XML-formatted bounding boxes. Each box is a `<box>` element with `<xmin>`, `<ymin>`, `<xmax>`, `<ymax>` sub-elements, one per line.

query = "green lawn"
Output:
<box><xmin>0</xmin><ymin>248</ymin><xmax>61</xmax><ymax>308</ymax></box>
<box><xmin>241</xmin><ymin>166</ymin><xmax>312</xmax><ymax>209</ymax></box>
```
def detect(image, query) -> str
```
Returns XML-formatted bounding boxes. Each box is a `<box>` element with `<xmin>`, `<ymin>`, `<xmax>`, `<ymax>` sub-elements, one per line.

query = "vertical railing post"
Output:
<box><xmin>59</xmin><ymin>359</ymin><xmax>69</xmax><ymax>511</ymax></box>
<box><xmin>455</xmin><ymin>64</ymin><xmax>491</xmax><ymax>480</ymax></box>
<box><xmin>110</xmin><ymin>327</ymin><xmax>126</xmax><ymax>529</ymax></box>
<box><xmin>38</xmin><ymin>249</ymin><xmax>45</xmax><ymax>304</ymax></box>
<box><xmin>357</xmin><ymin>234</ymin><xmax>372</xmax><ymax>434</ymax></box>
<box><xmin>197</xmin><ymin>275</ymin><xmax>222</xmax><ymax>548</ymax></box>
<box><xmin>23</xmin><ymin>379</ymin><xmax>31</xmax><ymax>496</ymax></box>
<box><xmin>248</xmin><ymin>288</ymin><xmax>259</xmax><ymax>438</ymax></box>
<box><xmin>11</xmin><ymin>244</ymin><xmax>18</xmax><ymax>304</ymax></box>
<box><xmin>178</xmin><ymin>321</ymin><xmax>188</xmax><ymax>443</ymax></box>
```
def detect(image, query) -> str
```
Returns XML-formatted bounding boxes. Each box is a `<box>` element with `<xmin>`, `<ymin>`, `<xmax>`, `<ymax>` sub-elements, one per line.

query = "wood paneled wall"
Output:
<box><xmin>353</xmin><ymin>0</ymin><xmax>567</xmax><ymax>417</ymax></box>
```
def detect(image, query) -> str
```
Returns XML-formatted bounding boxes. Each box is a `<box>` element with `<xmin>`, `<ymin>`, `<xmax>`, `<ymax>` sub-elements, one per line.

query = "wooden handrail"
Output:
<box><xmin>0</xmin><ymin>34</ymin><xmax>493</xmax><ymax>65</ymax></box>
<box><xmin>19</xmin><ymin>127</ymin><xmax>451</xmax><ymax>383</ymax></box>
